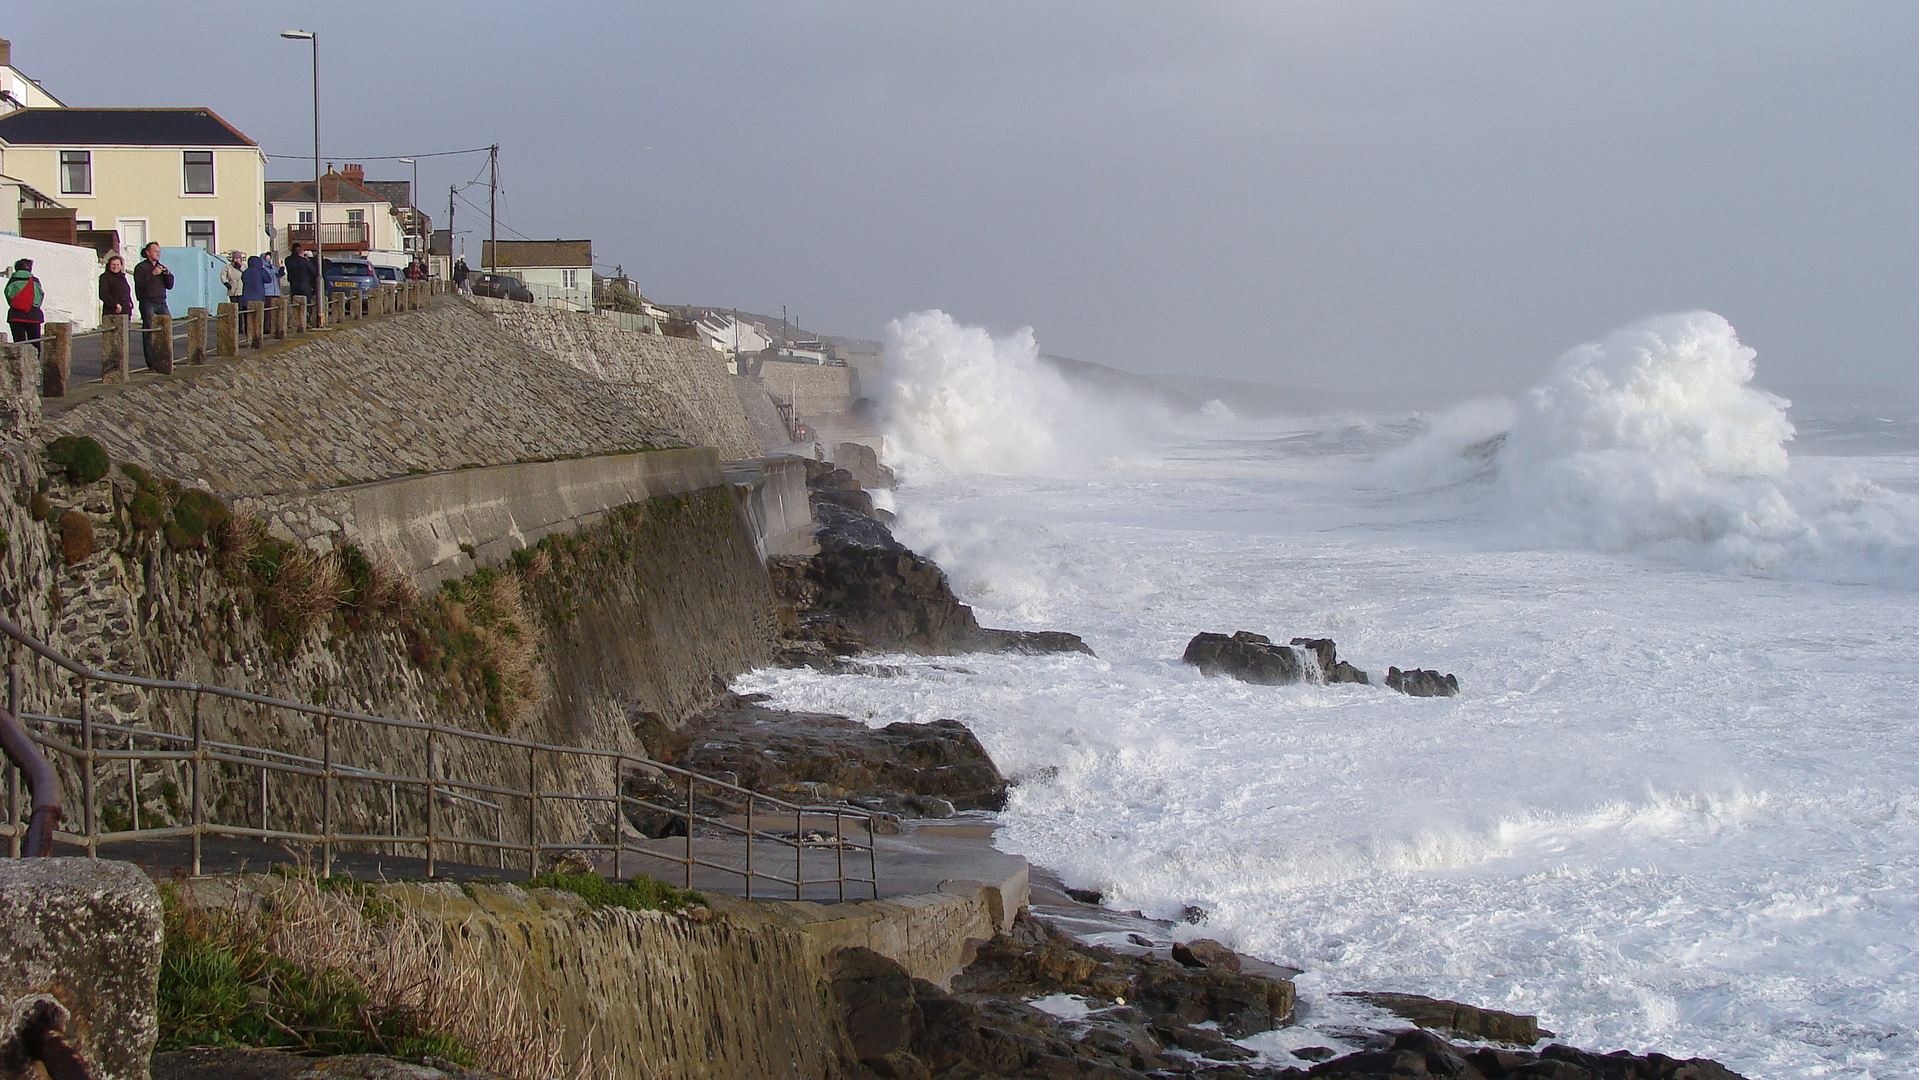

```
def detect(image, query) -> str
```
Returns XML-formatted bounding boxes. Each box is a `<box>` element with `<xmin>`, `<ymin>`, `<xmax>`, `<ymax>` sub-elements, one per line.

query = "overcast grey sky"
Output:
<box><xmin>18</xmin><ymin>3</ymin><xmax>1919</xmax><ymax>395</ymax></box>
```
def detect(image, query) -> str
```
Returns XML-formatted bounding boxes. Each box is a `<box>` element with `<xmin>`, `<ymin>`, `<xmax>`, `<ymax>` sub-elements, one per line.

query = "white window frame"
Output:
<box><xmin>181</xmin><ymin>150</ymin><xmax>216</xmax><ymax>196</ymax></box>
<box><xmin>562</xmin><ymin>268</ymin><xmax>580</xmax><ymax>290</ymax></box>
<box><xmin>183</xmin><ymin>218</ymin><xmax>217</xmax><ymax>252</ymax></box>
<box><xmin>59</xmin><ymin>149</ymin><xmax>92</xmax><ymax>196</ymax></box>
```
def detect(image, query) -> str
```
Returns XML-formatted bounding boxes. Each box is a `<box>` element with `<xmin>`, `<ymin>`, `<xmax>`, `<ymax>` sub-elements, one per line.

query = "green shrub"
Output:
<box><xmin>46</xmin><ymin>435</ymin><xmax>110</xmax><ymax>485</ymax></box>
<box><xmin>120</xmin><ymin>462</ymin><xmax>153</xmax><ymax>489</ymax></box>
<box><xmin>178</xmin><ymin>488</ymin><xmax>229</xmax><ymax>531</ymax></box>
<box><xmin>523</xmin><ymin>871</ymin><xmax>705</xmax><ymax>913</ymax></box>
<box><xmin>170</xmin><ymin>500</ymin><xmax>207</xmax><ymax>541</ymax></box>
<box><xmin>129</xmin><ymin>491</ymin><xmax>164</xmax><ymax>531</ymax></box>
<box><xmin>27</xmin><ymin>493</ymin><xmax>49</xmax><ymax>521</ymax></box>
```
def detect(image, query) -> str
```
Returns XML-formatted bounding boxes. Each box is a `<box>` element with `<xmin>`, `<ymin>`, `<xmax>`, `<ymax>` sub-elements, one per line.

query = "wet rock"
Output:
<box><xmin>777</xmin><ymin>498</ymin><xmax>1091</xmax><ymax>657</ymax></box>
<box><xmin>1184</xmin><ymin>631</ymin><xmax>1306</xmax><ymax>684</ymax></box>
<box><xmin>1385</xmin><ymin>667</ymin><xmax>1460</xmax><ymax>697</ymax></box>
<box><xmin>677</xmin><ymin>697</ymin><xmax>1010</xmax><ymax>814</ymax></box>
<box><xmin>1294</xmin><ymin>1046</ymin><xmax>1341</xmax><ymax>1062</ymax></box>
<box><xmin>1171</xmin><ymin>938</ymin><xmax>1242</xmax><ymax>973</ymax></box>
<box><xmin>834</xmin><ymin>441</ymin><xmax>896</xmax><ymax>489</ymax></box>
<box><xmin>1303</xmin><ymin>1030</ymin><xmax>1748</xmax><ymax>1080</ymax></box>
<box><xmin>1065</xmin><ymin>887</ymin><xmax>1105</xmax><ymax>905</ymax></box>
<box><xmin>1342</xmin><ymin>991</ymin><xmax>1543</xmax><ymax>1045</ymax></box>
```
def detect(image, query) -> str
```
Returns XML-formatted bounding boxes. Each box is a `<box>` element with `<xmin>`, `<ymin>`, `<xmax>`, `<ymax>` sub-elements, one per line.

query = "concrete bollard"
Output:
<box><xmin>149</xmin><ymin>314</ymin><xmax>174</xmax><ymax>374</ymax></box>
<box><xmin>290</xmin><ymin>295</ymin><xmax>308</xmax><ymax>334</ymax></box>
<box><xmin>186</xmin><ymin>308</ymin><xmax>207</xmax><ymax>363</ymax></box>
<box><xmin>247</xmin><ymin>301</ymin><xmax>265</xmax><ymax>349</ymax></box>
<box><xmin>99</xmin><ymin>314</ymin><xmax>128</xmax><ymax>383</ymax></box>
<box><xmin>215</xmin><ymin>303</ymin><xmax>238</xmax><ymax>357</ymax></box>
<box><xmin>40</xmin><ymin>322</ymin><xmax>69</xmax><ymax>397</ymax></box>
<box><xmin>0</xmin><ymin>859</ymin><xmax>164</xmax><ymax>1080</ymax></box>
<box><xmin>328</xmin><ymin>294</ymin><xmax>343</xmax><ymax>325</ymax></box>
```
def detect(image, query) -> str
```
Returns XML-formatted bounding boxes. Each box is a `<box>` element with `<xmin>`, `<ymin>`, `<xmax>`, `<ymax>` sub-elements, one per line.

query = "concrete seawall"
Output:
<box><xmin>726</xmin><ymin>454</ymin><xmax>816</xmax><ymax>559</ymax></box>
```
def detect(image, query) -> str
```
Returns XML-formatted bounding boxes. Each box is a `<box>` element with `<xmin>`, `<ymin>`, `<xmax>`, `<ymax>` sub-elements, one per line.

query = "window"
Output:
<box><xmin>75</xmin><ymin>220</ymin><xmax>92</xmax><ymax>231</ymax></box>
<box><xmin>297</xmin><ymin>209</ymin><xmax>314</xmax><ymax>224</ymax></box>
<box><xmin>59</xmin><ymin>149</ymin><xmax>90</xmax><ymax>195</ymax></box>
<box><xmin>182</xmin><ymin>151</ymin><xmax>214</xmax><ymax>194</ymax></box>
<box><xmin>185</xmin><ymin>220</ymin><xmax>216</xmax><ymax>252</ymax></box>
<box><xmin>345</xmin><ymin>209</ymin><xmax>364</xmax><ymax>224</ymax></box>
<box><xmin>562</xmin><ymin>269</ymin><xmax>579</xmax><ymax>290</ymax></box>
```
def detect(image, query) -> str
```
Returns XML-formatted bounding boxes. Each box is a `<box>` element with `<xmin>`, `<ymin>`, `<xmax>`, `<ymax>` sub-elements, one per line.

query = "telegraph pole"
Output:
<box><xmin>487</xmin><ymin>143</ymin><xmax>499</xmax><ymax>272</ymax></box>
<box><xmin>446</xmin><ymin>184</ymin><xmax>455</xmax><ymax>277</ymax></box>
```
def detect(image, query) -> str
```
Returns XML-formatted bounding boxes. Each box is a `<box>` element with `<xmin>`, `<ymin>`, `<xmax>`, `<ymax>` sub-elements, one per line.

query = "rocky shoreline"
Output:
<box><xmin>668</xmin><ymin>459</ymin><xmax>1752</xmax><ymax>1080</ymax></box>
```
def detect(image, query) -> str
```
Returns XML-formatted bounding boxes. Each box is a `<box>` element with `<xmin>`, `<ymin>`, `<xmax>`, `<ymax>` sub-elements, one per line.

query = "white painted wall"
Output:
<box><xmin>0</xmin><ymin>234</ymin><xmax>101</xmax><ymax>332</ymax></box>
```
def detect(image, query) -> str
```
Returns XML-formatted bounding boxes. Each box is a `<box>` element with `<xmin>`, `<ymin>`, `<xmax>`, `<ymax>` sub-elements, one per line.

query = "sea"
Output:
<box><xmin>735</xmin><ymin>309</ymin><xmax>1919</xmax><ymax>1079</ymax></box>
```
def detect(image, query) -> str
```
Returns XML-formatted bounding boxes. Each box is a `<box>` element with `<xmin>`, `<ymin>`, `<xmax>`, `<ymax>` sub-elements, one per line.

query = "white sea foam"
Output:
<box><xmin>742</xmin><ymin>311</ymin><xmax>1919</xmax><ymax>1078</ymax></box>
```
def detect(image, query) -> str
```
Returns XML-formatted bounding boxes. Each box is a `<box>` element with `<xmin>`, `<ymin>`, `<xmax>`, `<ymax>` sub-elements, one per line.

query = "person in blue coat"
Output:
<box><xmin>240</xmin><ymin>255</ymin><xmax>272</xmax><ymax>337</ymax></box>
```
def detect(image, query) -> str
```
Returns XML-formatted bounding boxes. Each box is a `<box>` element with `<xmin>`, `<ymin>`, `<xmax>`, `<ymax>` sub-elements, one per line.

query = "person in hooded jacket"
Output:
<box><xmin>241</xmin><ymin>255</ymin><xmax>272</xmax><ymax>337</ymax></box>
<box><xmin>4</xmin><ymin>259</ymin><xmax>44</xmax><ymax>344</ymax></box>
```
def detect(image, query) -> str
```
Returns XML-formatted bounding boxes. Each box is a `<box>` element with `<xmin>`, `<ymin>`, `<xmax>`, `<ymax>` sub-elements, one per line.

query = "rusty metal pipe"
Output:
<box><xmin>0</xmin><ymin>705</ymin><xmax>59</xmax><ymax>856</ymax></box>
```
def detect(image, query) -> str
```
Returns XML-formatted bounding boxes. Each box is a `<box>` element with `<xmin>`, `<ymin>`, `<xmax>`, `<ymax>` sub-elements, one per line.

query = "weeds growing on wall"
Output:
<box><xmin>158</xmin><ymin>870</ymin><xmax>588</xmax><ymax>1076</ymax></box>
<box><xmin>524</xmin><ymin>869</ymin><xmax>706</xmax><ymax>913</ymax></box>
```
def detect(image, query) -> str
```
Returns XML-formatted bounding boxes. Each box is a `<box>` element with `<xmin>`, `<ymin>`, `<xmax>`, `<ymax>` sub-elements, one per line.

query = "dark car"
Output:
<box><xmin>322</xmin><ymin>257</ymin><xmax>379</xmax><ymax>294</ymax></box>
<box><xmin>467</xmin><ymin>272</ymin><xmax>534</xmax><ymax>303</ymax></box>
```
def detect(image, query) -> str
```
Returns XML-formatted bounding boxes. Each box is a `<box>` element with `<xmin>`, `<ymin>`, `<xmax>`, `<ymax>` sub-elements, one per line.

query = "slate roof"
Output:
<box><xmin>482</xmin><ymin>240</ymin><xmax>591</xmax><ymax>268</ymax></box>
<box><xmin>0</xmin><ymin>107</ymin><xmax>255</xmax><ymax>147</ymax></box>
<box><xmin>265</xmin><ymin>174</ymin><xmax>388</xmax><ymax>205</ymax></box>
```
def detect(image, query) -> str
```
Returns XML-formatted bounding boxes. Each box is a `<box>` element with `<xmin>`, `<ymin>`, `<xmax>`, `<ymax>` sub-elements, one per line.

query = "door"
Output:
<box><xmin>117</xmin><ymin>218</ymin><xmax>148</xmax><ymax>263</ymax></box>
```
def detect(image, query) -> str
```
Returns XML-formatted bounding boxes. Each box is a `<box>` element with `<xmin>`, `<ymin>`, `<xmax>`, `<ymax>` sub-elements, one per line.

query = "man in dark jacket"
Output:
<box><xmin>282</xmin><ymin>247</ymin><xmax>316</xmax><ymax>324</ymax></box>
<box><xmin>131</xmin><ymin>242</ymin><xmax>173</xmax><ymax>368</ymax></box>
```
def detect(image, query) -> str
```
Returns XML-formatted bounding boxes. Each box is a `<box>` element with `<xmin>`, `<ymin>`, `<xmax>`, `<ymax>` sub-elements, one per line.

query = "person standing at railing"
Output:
<box><xmin>4</xmin><ymin>259</ymin><xmax>44</xmax><ymax>344</ymax></box>
<box><xmin>222</xmin><ymin>251</ymin><xmax>246</xmax><ymax>336</ymax></box>
<box><xmin>453</xmin><ymin>256</ymin><xmax>470</xmax><ymax>295</ymax></box>
<box><xmin>241</xmin><ymin>256</ymin><xmax>271</xmax><ymax>334</ymax></box>
<box><xmin>286</xmin><ymin>243</ymin><xmax>318</xmax><ymax>309</ymax></box>
<box><xmin>132</xmin><ymin>242</ymin><xmax>172</xmax><ymax>368</ymax></box>
<box><xmin>99</xmin><ymin>254</ymin><xmax>133</xmax><ymax>320</ymax></box>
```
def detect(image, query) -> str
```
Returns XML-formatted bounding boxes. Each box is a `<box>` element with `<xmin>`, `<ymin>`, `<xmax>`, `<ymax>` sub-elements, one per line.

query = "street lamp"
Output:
<box><xmin>397</xmin><ymin>157</ymin><xmax>417</xmax><ymax>262</ymax></box>
<box><xmin>280</xmin><ymin>29</ymin><xmax>323</xmax><ymax>326</ymax></box>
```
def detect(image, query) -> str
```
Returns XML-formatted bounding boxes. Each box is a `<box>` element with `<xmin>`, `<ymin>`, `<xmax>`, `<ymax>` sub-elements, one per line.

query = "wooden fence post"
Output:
<box><xmin>215</xmin><ymin>303</ymin><xmax>238</xmax><ymax>357</ymax></box>
<box><xmin>149</xmin><ymin>314</ymin><xmax>174</xmax><ymax>374</ymax></box>
<box><xmin>247</xmin><ymin>301</ymin><xmax>264</xmax><ymax>349</ymax></box>
<box><xmin>39</xmin><ymin>322</ymin><xmax>69</xmax><ymax>397</ymax></box>
<box><xmin>186</xmin><ymin>308</ymin><xmax>207</xmax><ymax>363</ymax></box>
<box><xmin>290</xmin><ymin>296</ymin><xmax>307</xmax><ymax>335</ymax></box>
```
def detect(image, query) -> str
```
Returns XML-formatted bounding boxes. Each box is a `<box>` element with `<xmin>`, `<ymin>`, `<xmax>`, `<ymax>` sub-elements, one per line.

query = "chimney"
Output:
<box><xmin>0</xmin><ymin>40</ymin><xmax>13</xmax><ymax>69</ymax></box>
<box><xmin>341</xmin><ymin>163</ymin><xmax>364</xmax><ymax>184</ymax></box>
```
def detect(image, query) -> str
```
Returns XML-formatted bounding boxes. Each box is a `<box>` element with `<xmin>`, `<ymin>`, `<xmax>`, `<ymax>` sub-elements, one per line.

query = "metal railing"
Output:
<box><xmin>0</xmin><ymin>613</ymin><xmax>879</xmax><ymax>901</ymax></box>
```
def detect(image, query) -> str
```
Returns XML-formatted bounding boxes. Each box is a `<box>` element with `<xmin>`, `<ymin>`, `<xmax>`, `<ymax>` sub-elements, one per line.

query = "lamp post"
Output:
<box><xmin>280</xmin><ymin>29</ymin><xmax>322</xmax><ymax>326</ymax></box>
<box><xmin>397</xmin><ymin>156</ymin><xmax>417</xmax><ymax>261</ymax></box>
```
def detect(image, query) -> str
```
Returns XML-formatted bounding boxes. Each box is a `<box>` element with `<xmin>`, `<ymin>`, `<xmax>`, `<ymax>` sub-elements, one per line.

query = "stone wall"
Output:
<box><xmin>43</xmin><ymin>301</ymin><xmax>686</xmax><ymax>498</ymax></box>
<box><xmin>725</xmin><ymin>455</ymin><xmax>816</xmax><ymax>559</ymax></box>
<box><xmin>758</xmin><ymin>358</ymin><xmax>861</xmax><ymax>421</ymax></box>
<box><xmin>238</xmin><ymin>447</ymin><xmax>732</xmax><ymax>588</ymax></box>
<box><xmin>475</xmin><ymin>298</ymin><xmax>764</xmax><ymax>461</ymax></box>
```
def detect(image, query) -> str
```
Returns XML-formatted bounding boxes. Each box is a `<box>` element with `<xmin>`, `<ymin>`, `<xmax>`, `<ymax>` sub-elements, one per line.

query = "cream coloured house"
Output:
<box><xmin>0</xmin><ymin>38</ymin><xmax>64</xmax><ymax>110</ymax></box>
<box><xmin>266</xmin><ymin>167</ymin><xmax>408</xmax><ymax>259</ymax></box>
<box><xmin>481</xmin><ymin>239</ymin><xmax>593</xmax><ymax>311</ymax></box>
<box><xmin>0</xmin><ymin>107</ymin><xmax>267</xmax><ymax>262</ymax></box>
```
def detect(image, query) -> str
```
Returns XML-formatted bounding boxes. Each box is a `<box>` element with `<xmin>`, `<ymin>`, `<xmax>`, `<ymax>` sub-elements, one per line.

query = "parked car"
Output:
<box><xmin>467</xmin><ymin>272</ymin><xmax>534</xmax><ymax>303</ymax></box>
<box><xmin>372</xmin><ymin>264</ymin><xmax>405</xmax><ymax>287</ymax></box>
<box><xmin>322</xmin><ymin>257</ymin><xmax>379</xmax><ymax>294</ymax></box>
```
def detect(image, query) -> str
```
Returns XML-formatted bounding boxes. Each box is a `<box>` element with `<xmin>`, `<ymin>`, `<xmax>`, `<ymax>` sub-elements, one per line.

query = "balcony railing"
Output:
<box><xmin>286</xmin><ymin>222</ymin><xmax>372</xmax><ymax>251</ymax></box>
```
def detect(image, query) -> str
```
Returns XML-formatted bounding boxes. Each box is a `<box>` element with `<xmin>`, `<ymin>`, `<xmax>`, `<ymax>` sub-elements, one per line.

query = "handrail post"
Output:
<box><xmin>79</xmin><ymin>678</ymin><xmax>94</xmax><ymax>856</ymax></box>
<box><xmin>683</xmin><ymin>772</ymin><xmax>694</xmax><ymax>890</ymax></box>
<box><xmin>869</xmin><ymin>813</ymin><xmax>878</xmax><ymax>899</ymax></box>
<box><xmin>321</xmin><ymin>711</ymin><xmax>334</xmax><ymax>878</ymax></box>
<box><xmin>5</xmin><ymin>644</ymin><xmax>18</xmax><ymax>857</ymax></box>
<box><xmin>526</xmin><ymin>745</ymin><xmax>538</xmax><ymax>878</ymax></box>
<box><xmin>795</xmin><ymin>805</ymin><xmax>803</xmax><ymax>900</ymax></box>
<box><xmin>836</xmin><ymin>810</ymin><xmax>845</xmax><ymax>904</ymax></box>
<box><xmin>190</xmin><ymin>690</ymin><xmax>203</xmax><ymax>876</ymax></box>
<box><xmin>744</xmin><ymin>793</ymin><xmax>753</xmax><ymax>901</ymax></box>
<box><xmin>611</xmin><ymin>761</ymin><xmax>622</xmax><ymax>882</ymax></box>
<box><xmin>424</xmin><ymin>728</ymin><xmax>437</xmax><ymax>878</ymax></box>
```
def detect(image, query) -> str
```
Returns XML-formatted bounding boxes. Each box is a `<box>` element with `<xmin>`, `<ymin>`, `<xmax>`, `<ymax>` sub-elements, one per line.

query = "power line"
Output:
<box><xmin>262</xmin><ymin>145</ymin><xmax>495</xmax><ymax>162</ymax></box>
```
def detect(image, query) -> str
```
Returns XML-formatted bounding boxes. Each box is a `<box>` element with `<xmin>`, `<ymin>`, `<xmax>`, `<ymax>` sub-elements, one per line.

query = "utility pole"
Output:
<box><xmin>446</xmin><ymin>184</ymin><xmax>455</xmax><ymax>278</ymax></box>
<box><xmin>487</xmin><ymin>143</ymin><xmax>499</xmax><ymax>273</ymax></box>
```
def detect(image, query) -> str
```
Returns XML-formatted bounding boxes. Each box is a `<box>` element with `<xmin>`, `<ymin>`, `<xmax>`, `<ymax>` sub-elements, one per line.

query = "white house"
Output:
<box><xmin>694</xmin><ymin>312</ymin><xmax>772</xmax><ymax>356</ymax></box>
<box><xmin>0</xmin><ymin>38</ymin><xmax>65</xmax><ymax>110</ymax></box>
<box><xmin>481</xmin><ymin>239</ymin><xmax>592</xmax><ymax>312</ymax></box>
<box><xmin>265</xmin><ymin>165</ymin><xmax>406</xmax><ymax>260</ymax></box>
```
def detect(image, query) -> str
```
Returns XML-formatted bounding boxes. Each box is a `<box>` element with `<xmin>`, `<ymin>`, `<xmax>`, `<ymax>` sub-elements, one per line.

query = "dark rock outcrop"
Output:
<box><xmin>835</xmin><ymin>441</ymin><xmax>897</xmax><ymax>489</ymax></box>
<box><xmin>1341</xmin><ymin>991</ymin><xmax>1546</xmax><ymax>1046</ymax></box>
<box><xmin>772</xmin><ymin>469</ymin><xmax>1092</xmax><ymax>659</ymax></box>
<box><xmin>1171</xmin><ymin>938</ymin><xmax>1242</xmax><ymax>973</ymax></box>
<box><xmin>672</xmin><ymin>693</ymin><xmax>1009</xmax><ymax>814</ymax></box>
<box><xmin>1184</xmin><ymin>631</ymin><xmax>1306</xmax><ymax>684</ymax></box>
<box><xmin>1386</xmin><ymin>667</ymin><xmax>1460</xmax><ymax>697</ymax></box>
<box><xmin>1306</xmin><ymin>1029</ymin><xmax>1747</xmax><ymax>1080</ymax></box>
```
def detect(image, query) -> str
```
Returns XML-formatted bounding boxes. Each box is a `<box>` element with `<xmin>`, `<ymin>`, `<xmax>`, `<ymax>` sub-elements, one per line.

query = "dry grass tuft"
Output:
<box><xmin>264</xmin><ymin>544</ymin><xmax>344</xmax><ymax>640</ymax></box>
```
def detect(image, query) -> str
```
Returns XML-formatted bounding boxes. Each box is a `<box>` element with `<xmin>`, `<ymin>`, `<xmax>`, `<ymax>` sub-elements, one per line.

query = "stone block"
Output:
<box><xmin>247</xmin><ymin>302</ymin><xmax>264</xmax><ymax>350</ymax></box>
<box><xmin>215</xmin><ymin>303</ymin><xmax>238</xmax><ymax>358</ymax></box>
<box><xmin>39</xmin><ymin>322</ymin><xmax>69</xmax><ymax>397</ymax></box>
<box><xmin>0</xmin><ymin>858</ymin><xmax>162</xmax><ymax>1080</ymax></box>
<box><xmin>148</xmin><ymin>314</ymin><xmax>173</xmax><ymax>375</ymax></box>
<box><xmin>98</xmin><ymin>315</ymin><xmax>128</xmax><ymax>383</ymax></box>
<box><xmin>186</xmin><ymin>308</ymin><xmax>207</xmax><ymax>363</ymax></box>
<box><xmin>289</xmin><ymin>295</ymin><xmax>308</xmax><ymax>334</ymax></box>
